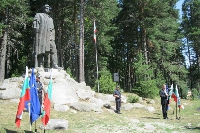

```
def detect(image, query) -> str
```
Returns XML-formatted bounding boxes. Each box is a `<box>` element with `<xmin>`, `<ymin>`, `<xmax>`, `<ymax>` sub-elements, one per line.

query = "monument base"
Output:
<box><xmin>44</xmin><ymin>68</ymin><xmax>51</xmax><ymax>72</ymax></box>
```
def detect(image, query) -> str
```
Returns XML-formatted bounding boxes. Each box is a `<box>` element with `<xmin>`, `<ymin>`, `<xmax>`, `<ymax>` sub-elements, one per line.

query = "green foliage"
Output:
<box><xmin>94</xmin><ymin>69</ymin><xmax>116</xmax><ymax>94</ymax></box>
<box><xmin>0</xmin><ymin>0</ymin><xmax>192</xmax><ymax>101</ymax></box>
<box><xmin>191</xmin><ymin>89</ymin><xmax>199</xmax><ymax>100</ymax></box>
<box><xmin>135</xmin><ymin>80</ymin><xmax>159</xmax><ymax>99</ymax></box>
<box><xmin>133</xmin><ymin>53</ymin><xmax>159</xmax><ymax>98</ymax></box>
<box><xmin>66</xmin><ymin>68</ymin><xmax>75</xmax><ymax>80</ymax></box>
<box><xmin>181</xmin><ymin>88</ymin><xmax>188</xmax><ymax>99</ymax></box>
<box><xmin>11</xmin><ymin>70</ymin><xmax>21</xmax><ymax>77</ymax></box>
<box><xmin>127</xmin><ymin>95</ymin><xmax>139</xmax><ymax>103</ymax></box>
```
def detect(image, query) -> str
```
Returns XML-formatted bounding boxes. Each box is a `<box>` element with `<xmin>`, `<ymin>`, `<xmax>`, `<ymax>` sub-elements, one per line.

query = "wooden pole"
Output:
<box><xmin>29</xmin><ymin>103</ymin><xmax>32</xmax><ymax>133</ymax></box>
<box><xmin>44</xmin><ymin>126</ymin><xmax>46</xmax><ymax>133</ymax></box>
<box><xmin>94</xmin><ymin>20</ymin><xmax>99</xmax><ymax>93</ymax></box>
<box><xmin>176</xmin><ymin>99</ymin><xmax>178</xmax><ymax>119</ymax></box>
<box><xmin>95</xmin><ymin>41</ymin><xmax>99</xmax><ymax>93</ymax></box>
<box><xmin>35</xmin><ymin>120</ymin><xmax>37</xmax><ymax>133</ymax></box>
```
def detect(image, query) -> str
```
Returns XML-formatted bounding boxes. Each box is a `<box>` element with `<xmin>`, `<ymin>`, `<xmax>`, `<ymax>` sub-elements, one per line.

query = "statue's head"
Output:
<box><xmin>43</xmin><ymin>4</ymin><xmax>51</xmax><ymax>13</ymax></box>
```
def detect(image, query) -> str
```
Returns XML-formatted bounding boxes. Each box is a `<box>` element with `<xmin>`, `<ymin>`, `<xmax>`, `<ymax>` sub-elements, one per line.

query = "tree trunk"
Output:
<box><xmin>79</xmin><ymin>0</ymin><xmax>85</xmax><ymax>82</ymax></box>
<box><xmin>0</xmin><ymin>8</ymin><xmax>8</xmax><ymax>82</ymax></box>
<box><xmin>0</xmin><ymin>31</ymin><xmax>7</xmax><ymax>82</ymax></box>
<box><xmin>73</xmin><ymin>0</ymin><xmax>79</xmax><ymax>81</ymax></box>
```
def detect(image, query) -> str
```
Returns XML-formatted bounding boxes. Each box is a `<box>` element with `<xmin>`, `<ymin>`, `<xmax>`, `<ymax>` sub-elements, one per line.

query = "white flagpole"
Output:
<box><xmin>50</xmin><ymin>68</ymin><xmax>52</xmax><ymax>79</ymax></box>
<box><xmin>94</xmin><ymin>20</ymin><xmax>99</xmax><ymax>93</ymax></box>
<box><xmin>25</xmin><ymin>66</ymin><xmax>32</xmax><ymax>132</ymax></box>
<box><xmin>44</xmin><ymin>68</ymin><xmax>53</xmax><ymax>133</ymax></box>
<box><xmin>29</xmin><ymin>103</ymin><xmax>31</xmax><ymax>132</ymax></box>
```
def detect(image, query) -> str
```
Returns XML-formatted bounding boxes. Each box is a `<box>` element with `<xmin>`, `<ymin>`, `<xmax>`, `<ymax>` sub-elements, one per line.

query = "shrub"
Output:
<box><xmin>135</xmin><ymin>79</ymin><xmax>158</xmax><ymax>99</ymax></box>
<box><xmin>127</xmin><ymin>95</ymin><xmax>139</xmax><ymax>103</ymax></box>
<box><xmin>94</xmin><ymin>70</ymin><xmax>116</xmax><ymax>94</ymax></box>
<box><xmin>191</xmin><ymin>89</ymin><xmax>199</xmax><ymax>100</ymax></box>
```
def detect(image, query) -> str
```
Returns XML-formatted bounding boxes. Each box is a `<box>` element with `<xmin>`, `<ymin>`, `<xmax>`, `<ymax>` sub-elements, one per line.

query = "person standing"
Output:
<box><xmin>113</xmin><ymin>86</ymin><xmax>121</xmax><ymax>114</ymax></box>
<box><xmin>36</xmin><ymin>75</ymin><xmax>43</xmax><ymax>108</ymax></box>
<box><xmin>160</xmin><ymin>84</ymin><xmax>168</xmax><ymax>119</ymax></box>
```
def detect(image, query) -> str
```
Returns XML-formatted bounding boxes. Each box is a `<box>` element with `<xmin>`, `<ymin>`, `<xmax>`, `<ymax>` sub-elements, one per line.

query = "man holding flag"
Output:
<box><xmin>159</xmin><ymin>84</ymin><xmax>168</xmax><ymax>119</ymax></box>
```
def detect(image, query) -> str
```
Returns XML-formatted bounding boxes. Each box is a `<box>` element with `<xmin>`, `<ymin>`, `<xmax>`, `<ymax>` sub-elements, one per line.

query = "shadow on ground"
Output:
<box><xmin>153</xmin><ymin>113</ymin><xmax>161</xmax><ymax>115</ymax></box>
<box><xmin>4</xmin><ymin>128</ymin><xmax>31</xmax><ymax>133</ymax></box>
<box><xmin>185</xmin><ymin>126</ymin><xmax>200</xmax><ymax>130</ymax></box>
<box><xmin>141</xmin><ymin>117</ymin><xmax>160</xmax><ymax>119</ymax></box>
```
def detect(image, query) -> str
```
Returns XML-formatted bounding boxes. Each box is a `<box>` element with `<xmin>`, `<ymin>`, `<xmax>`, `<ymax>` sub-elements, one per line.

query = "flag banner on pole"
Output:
<box><xmin>41</xmin><ymin>71</ymin><xmax>53</xmax><ymax>126</ymax></box>
<box><xmin>15</xmin><ymin>66</ymin><xmax>30</xmax><ymax>128</ymax></box>
<box><xmin>94</xmin><ymin>21</ymin><xmax>97</xmax><ymax>43</ymax></box>
<box><xmin>168</xmin><ymin>84</ymin><xmax>173</xmax><ymax>97</ymax></box>
<box><xmin>25</xmin><ymin>68</ymin><xmax>41</xmax><ymax>124</ymax></box>
<box><xmin>166</xmin><ymin>84</ymin><xmax>169</xmax><ymax>110</ymax></box>
<box><xmin>167</xmin><ymin>84</ymin><xmax>173</xmax><ymax>110</ymax></box>
<box><xmin>172</xmin><ymin>85</ymin><xmax>184</xmax><ymax>109</ymax></box>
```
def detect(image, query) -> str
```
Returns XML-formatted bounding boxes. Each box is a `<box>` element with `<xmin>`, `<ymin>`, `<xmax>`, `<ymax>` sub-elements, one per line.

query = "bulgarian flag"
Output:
<box><xmin>15</xmin><ymin>66</ymin><xmax>30</xmax><ymax>128</ymax></box>
<box><xmin>166</xmin><ymin>84</ymin><xmax>173</xmax><ymax>110</ymax></box>
<box><xmin>94</xmin><ymin>20</ymin><xmax>97</xmax><ymax>43</ymax></box>
<box><xmin>41</xmin><ymin>70</ymin><xmax>53</xmax><ymax>126</ymax></box>
<box><xmin>168</xmin><ymin>84</ymin><xmax>173</xmax><ymax>97</ymax></box>
<box><xmin>172</xmin><ymin>84</ymin><xmax>184</xmax><ymax>109</ymax></box>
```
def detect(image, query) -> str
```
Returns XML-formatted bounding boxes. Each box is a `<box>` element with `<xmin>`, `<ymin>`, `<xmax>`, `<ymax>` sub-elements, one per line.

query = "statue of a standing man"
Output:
<box><xmin>33</xmin><ymin>4</ymin><xmax>59</xmax><ymax>68</ymax></box>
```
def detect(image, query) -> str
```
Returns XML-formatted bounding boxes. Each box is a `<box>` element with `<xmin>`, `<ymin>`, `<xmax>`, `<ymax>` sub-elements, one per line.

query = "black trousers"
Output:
<box><xmin>115</xmin><ymin>99</ymin><xmax>121</xmax><ymax>113</ymax></box>
<box><xmin>38</xmin><ymin>95</ymin><xmax>42</xmax><ymax>106</ymax></box>
<box><xmin>161</xmin><ymin>100</ymin><xmax>168</xmax><ymax>118</ymax></box>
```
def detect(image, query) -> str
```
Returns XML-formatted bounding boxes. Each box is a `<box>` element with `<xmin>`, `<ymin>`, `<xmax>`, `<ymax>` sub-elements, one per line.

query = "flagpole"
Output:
<box><xmin>94</xmin><ymin>20</ymin><xmax>99</xmax><ymax>93</ymax></box>
<box><xmin>95</xmin><ymin>42</ymin><xmax>99</xmax><ymax>93</ymax></box>
<box><xmin>35</xmin><ymin>120</ymin><xmax>37</xmax><ymax>133</ymax></box>
<box><xmin>43</xmin><ymin>68</ymin><xmax>52</xmax><ymax>133</ymax></box>
<box><xmin>29</xmin><ymin>103</ymin><xmax>32</xmax><ymax>132</ymax></box>
<box><xmin>27</xmin><ymin>66</ymin><xmax>32</xmax><ymax>133</ymax></box>
<box><xmin>176</xmin><ymin>100</ymin><xmax>177</xmax><ymax>119</ymax></box>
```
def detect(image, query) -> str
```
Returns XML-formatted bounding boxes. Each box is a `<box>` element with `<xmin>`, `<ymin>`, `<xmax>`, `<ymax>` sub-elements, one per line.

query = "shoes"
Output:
<box><xmin>115</xmin><ymin>110</ymin><xmax>121</xmax><ymax>114</ymax></box>
<box><xmin>163</xmin><ymin>117</ymin><xmax>168</xmax><ymax>119</ymax></box>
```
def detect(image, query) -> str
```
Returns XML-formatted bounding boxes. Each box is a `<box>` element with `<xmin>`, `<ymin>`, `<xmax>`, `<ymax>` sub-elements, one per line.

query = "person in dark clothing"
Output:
<box><xmin>113</xmin><ymin>86</ymin><xmax>121</xmax><ymax>114</ymax></box>
<box><xmin>36</xmin><ymin>75</ymin><xmax>43</xmax><ymax>107</ymax></box>
<box><xmin>159</xmin><ymin>84</ymin><xmax>168</xmax><ymax>119</ymax></box>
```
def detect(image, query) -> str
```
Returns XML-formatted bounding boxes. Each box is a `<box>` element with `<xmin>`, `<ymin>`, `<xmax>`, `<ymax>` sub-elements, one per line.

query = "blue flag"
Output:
<box><xmin>27</xmin><ymin>68</ymin><xmax>41</xmax><ymax>124</ymax></box>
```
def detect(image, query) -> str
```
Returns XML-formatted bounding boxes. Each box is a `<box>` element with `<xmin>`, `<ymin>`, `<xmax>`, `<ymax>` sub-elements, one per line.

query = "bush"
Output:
<box><xmin>192</xmin><ymin>89</ymin><xmax>199</xmax><ymax>100</ymax></box>
<box><xmin>66</xmin><ymin>68</ymin><xmax>76</xmax><ymax>80</ymax></box>
<box><xmin>135</xmin><ymin>80</ymin><xmax>159</xmax><ymax>99</ymax></box>
<box><xmin>94</xmin><ymin>70</ymin><xmax>116</xmax><ymax>94</ymax></box>
<box><xmin>128</xmin><ymin>95</ymin><xmax>139</xmax><ymax>103</ymax></box>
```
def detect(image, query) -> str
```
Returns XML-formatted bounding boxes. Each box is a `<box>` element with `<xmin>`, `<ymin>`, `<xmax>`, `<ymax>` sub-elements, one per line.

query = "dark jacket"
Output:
<box><xmin>37</xmin><ymin>81</ymin><xmax>43</xmax><ymax>97</ymax></box>
<box><xmin>113</xmin><ymin>89</ymin><xmax>121</xmax><ymax>101</ymax></box>
<box><xmin>159</xmin><ymin>89</ymin><xmax>168</xmax><ymax>105</ymax></box>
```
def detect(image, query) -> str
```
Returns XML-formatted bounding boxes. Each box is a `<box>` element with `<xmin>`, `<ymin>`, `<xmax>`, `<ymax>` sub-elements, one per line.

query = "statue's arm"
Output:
<box><xmin>50</xmin><ymin>28</ymin><xmax>55</xmax><ymax>41</ymax></box>
<box><xmin>33</xmin><ymin>15</ymin><xmax>40</xmax><ymax>33</ymax></box>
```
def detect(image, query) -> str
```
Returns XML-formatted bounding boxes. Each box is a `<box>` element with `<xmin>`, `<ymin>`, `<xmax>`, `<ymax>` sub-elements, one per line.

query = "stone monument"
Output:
<box><xmin>33</xmin><ymin>4</ymin><xmax>59</xmax><ymax>69</ymax></box>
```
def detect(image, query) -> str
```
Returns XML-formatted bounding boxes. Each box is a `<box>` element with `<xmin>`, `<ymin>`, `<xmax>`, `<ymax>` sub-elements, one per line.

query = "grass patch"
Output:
<box><xmin>0</xmin><ymin>95</ymin><xmax>200</xmax><ymax>133</ymax></box>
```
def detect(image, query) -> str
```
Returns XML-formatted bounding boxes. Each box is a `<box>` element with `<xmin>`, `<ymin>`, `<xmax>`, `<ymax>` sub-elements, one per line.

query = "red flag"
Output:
<box><xmin>94</xmin><ymin>21</ymin><xmax>97</xmax><ymax>43</ymax></box>
<box><xmin>41</xmin><ymin>77</ymin><xmax>52</xmax><ymax>126</ymax></box>
<box><xmin>15</xmin><ymin>66</ymin><xmax>30</xmax><ymax>128</ymax></box>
